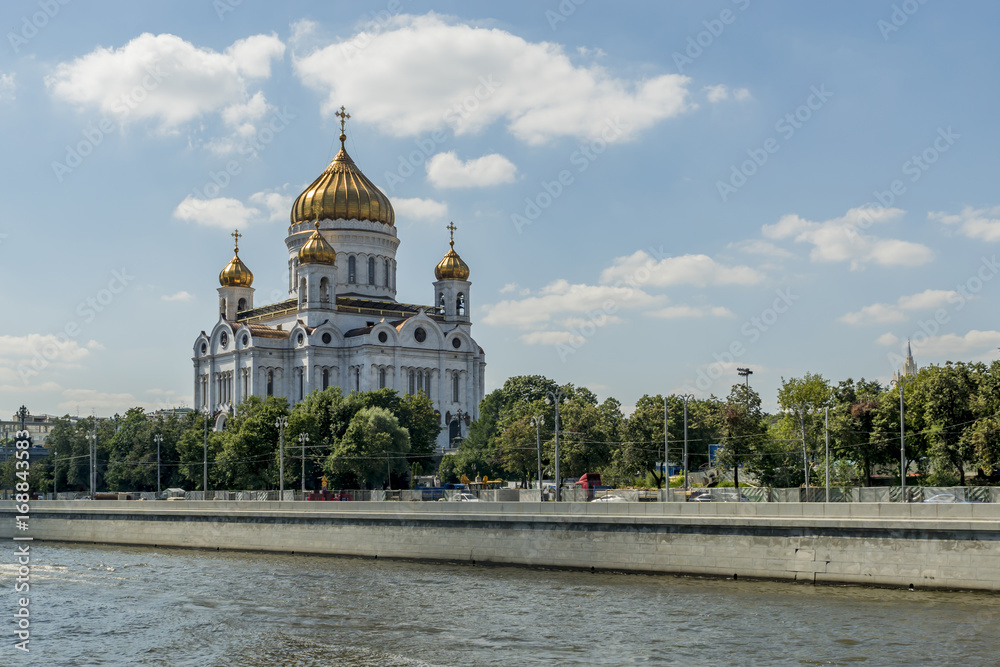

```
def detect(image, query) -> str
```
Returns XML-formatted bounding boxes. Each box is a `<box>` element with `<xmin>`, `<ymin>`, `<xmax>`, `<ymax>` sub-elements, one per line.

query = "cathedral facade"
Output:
<box><xmin>192</xmin><ymin>113</ymin><xmax>486</xmax><ymax>451</ymax></box>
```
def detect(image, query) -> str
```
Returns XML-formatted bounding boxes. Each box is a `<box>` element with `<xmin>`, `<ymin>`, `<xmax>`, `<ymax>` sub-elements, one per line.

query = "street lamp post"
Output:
<box><xmin>545</xmin><ymin>389</ymin><xmax>569</xmax><ymax>501</ymax></box>
<box><xmin>299</xmin><ymin>432</ymin><xmax>309</xmax><ymax>496</ymax></box>
<box><xmin>275</xmin><ymin>417</ymin><xmax>288</xmax><ymax>497</ymax></box>
<box><xmin>824</xmin><ymin>407</ymin><xmax>830</xmax><ymax>503</ymax></box>
<box><xmin>530</xmin><ymin>415</ymin><xmax>544</xmax><ymax>495</ymax></box>
<box><xmin>900</xmin><ymin>377</ymin><xmax>907</xmax><ymax>502</ymax></box>
<box><xmin>664</xmin><ymin>397</ymin><xmax>669</xmax><ymax>501</ymax></box>
<box><xmin>154</xmin><ymin>434</ymin><xmax>163</xmax><ymax>497</ymax></box>
<box><xmin>678</xmin><ymin>394</ymin><xmax>694</xmax><ymax>495</ymax></box>
<box><xmin>89</xmin><ymin>420</ymin><xmax>97</xmax><ymax>499</ymax></box>
<box><xmin>53</xmin><ymin>450</ymin><xmax>58</xmax><ymax>499</ymax></box>
<box><xmin>203</xmin><ymin>408</ymin><xmax>210</xmax><ymax>497</ymax></box>
<box><xmin>737</xmin><ymin>367</ymin><xmax>753</xmax><ymax>387</ymax></box>
<box><xmin>797</xmin><ymin>405</ymin><xmax>811</xmax><ymax>496</ymax></box>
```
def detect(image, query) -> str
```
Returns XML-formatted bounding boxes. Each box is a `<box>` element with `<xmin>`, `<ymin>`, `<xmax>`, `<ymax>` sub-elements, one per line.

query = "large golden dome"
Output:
<box><xmin>290</xmin><ymin>110</ymin><xmax>394</xmax><ymax>226</ymax></box>
<box><xmin>298</xmin><ymin>223</ymin><xmax>337</xmax><ymax>265</ymax></box>
<box><xmin>220</xmin><ymin>231</ymin><xmax>254</xmax><ymax>287</ymax></box>
<box><xmin>435</xmin><ymin>223</ymin><xmax>470</xmax><ymax>281</ymax></box>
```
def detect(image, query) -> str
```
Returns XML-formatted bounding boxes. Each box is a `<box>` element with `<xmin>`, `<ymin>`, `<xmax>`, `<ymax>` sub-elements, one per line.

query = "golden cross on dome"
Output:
<box><xmin>447</xmin><ymin>222</ymin><xmax>457</xmax><ymax>247</ymax></box>
<box><xmin>335</xmin><ymin>105</ymin><xmax>350</xmax><ymax>134</ymax></box>
<box><xmin>232</xmin><ymin>229</ymin><xmax>242</xmax><ymax>252</ymax></box>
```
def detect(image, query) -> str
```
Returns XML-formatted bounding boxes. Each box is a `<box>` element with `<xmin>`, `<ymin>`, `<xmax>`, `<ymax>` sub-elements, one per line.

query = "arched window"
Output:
<box><xmin>425</xmin><ymin>372</ymin><xmax>432</xmax><ymax>396</ymax></box>
<box><xmin>450</xmin><ymin>418</ymin><xmax>461</xmax><ymax>445</ymax></box>
<box><xmin>348</xmin><ymin>256</ymin><xmax>356</xmax><ymax>283</ymax></box>
<box><xmin>438</xmin><ymin>293</ymin><xmax>445</xmax><ymax>311</ymax></box>
<box><xmin>457</xmin><ymin>292</ymin><xmax>466</xmax><ymax>316</ymax></box>
<box><xmin>368</xmin><ymin>257</ymin><xmax>375</xmax><ymax>284</ymax></box>
<box><xmin>384</xmin><ymin>259</ymin><xmax>391</xmax><ymax>287</ymax></box>
<box><xmin>299</xmin><ymin>278</ymin><xmax>307</xmax><ymax>306</ymax></box>
<box><xmin>237</xmin><ymin>297</ymin><xmax>247</xmax><ymax>312</ymax></box>
<box><xmin>379</xmin><ymin>368</ymin><xmax>386</xmax><ymax>389</ymax></box>
<box><xmin>319</xmin><ymin>277</ymin><xmax>330</xmax><ymax>303</ymax></box>
<box><xmin>354</xmin><ymin>367</ymin><xmax>360</xmax><ymax>392</ymax></box>
<box><xmin>266</xmin><ymin>371</ymin><xmax>273</xmax><ymax>397</ymax></box>
<box><xmin>453</xmin><ymin>373</ymin><xmax>460</xmax><ymax>403</ymax></box>
<box><xmin>408</xmin><ymin>370</ymin><xmax>415</xmax><ymax>395</ymax></box>
<box><xmin>220</xmin><ymin>298</ymin><xmax>227</xmax><ymax>317</ymax></box>
<box><xmin>322</xmin><ymin>368</ymin><xmax>329</xmax><ymax>390</ymax></box>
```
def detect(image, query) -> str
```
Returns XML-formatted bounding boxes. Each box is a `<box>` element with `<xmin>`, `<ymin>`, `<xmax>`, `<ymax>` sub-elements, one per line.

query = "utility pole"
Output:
<box><xmin>299</xmin><ymin>432</ymin><xmax>309</xmax><ymax>495</ymax></box>
<box><xmin>530</xmin><ymin>415</ymin><xmax>544</xmax><ymax>495</ymax></box>
<box><xmin>154</xmin><ymin>434</ymin><xmax>163</xmax><ymax>497</ymax></box>
<box><xmin>203</xmin><ymin>409</ymin><xmax>210</xmax><ymax>497</ymax></box>
<box><xmin>798</xmin><ymin>406</ymin><xmax>810</xmax><ymax>496</ymax></box>
<box><xmin>275</xmin><ymin>417</ymin><xmax>288</xmax><ymax>497</ymax></box>
<box><xmin>546</xmin><ymin>389</ymin><xmax>569</xmax><ymax>501</ymax></box>
<box><xmin>678</xmin><ymin>394</ymin><xmax>693</xmax><ymax>495</ymax></box>
<box><xmin>90</xmin><ymin>419</ymin><xmax>97</xmax><ymax>499</ymax></box>
<box><xmin>900</xmin><ymin>377</ymin><xmax>907</xmax><ymax>502</ymax></box>
<box><xmin>664</xmin><ymin>396</ymin><xmax>669</xmax><ymax>502</ymax></box>
<box><xmin>53</xmin><ymin>450</ymin><xmax>58</xmax><ymax>499</ymax></box>
<box><xmin>737</xmin><ymin>367</ymin><xmax>753</xmax><ymax>387</ymax></box>
<box><xmin>824</xmin><ymin>407</ymin><xmax>830</xmax><ymax>503</ymax></box>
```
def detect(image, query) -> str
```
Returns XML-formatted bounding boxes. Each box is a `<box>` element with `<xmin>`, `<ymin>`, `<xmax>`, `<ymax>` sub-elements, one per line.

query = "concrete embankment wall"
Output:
<box><xmin>3</xmin><ymin>501</ymin><xmax>999</xmax><ymax>591</ymax></box>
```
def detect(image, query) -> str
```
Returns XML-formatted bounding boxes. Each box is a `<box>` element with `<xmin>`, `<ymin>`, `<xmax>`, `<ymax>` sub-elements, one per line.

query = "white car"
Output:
<box><xmin>454</xmin><ymin>492</ymin><xmax>480</xmax><ymax>502</ymax></box>
<box><xmin>591</xmin><ymin>494</ymin><xmax>627</xmax><ymax>502</ymax></box>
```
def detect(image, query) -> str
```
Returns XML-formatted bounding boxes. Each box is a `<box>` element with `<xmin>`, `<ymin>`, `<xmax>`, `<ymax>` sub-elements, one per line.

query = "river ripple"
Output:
<box><xmin>1</xmin><ymin>542</ymin><xmax>998</xmax><ymax>666</ymax></box>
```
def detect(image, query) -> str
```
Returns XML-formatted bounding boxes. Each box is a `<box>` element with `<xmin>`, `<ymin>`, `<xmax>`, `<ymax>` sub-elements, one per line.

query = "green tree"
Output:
<box><xmin>910</xmin><ymin>362</ymin><xmax>980</xmax><ymax>485</ymax></box>
<box><xmin>716</xmin><ymin>384</ymin><xmax>769</xmax><ymax>490</ymax></box>
<box><xmin>325</xmin><ymin>406</ymin><xmax>410</xmax><ymax>488</ymax></box>
<box><xmin>777</xmin><ymin>373</ymin><xmax>833</xmax><ymax>485</ymax></box>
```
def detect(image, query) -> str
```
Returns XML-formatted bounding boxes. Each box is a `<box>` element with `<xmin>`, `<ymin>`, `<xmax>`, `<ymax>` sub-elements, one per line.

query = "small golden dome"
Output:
<box><xmin>298</xmin><ymin>223</ymin><xmax>337</xmax><ymax>265</ymax></box>
<box><xmin>289</xmin><ymin>107</ymin><xmax>395</xmax><ymax>227</ymax></box>
<box><xmin>435</xmin><ymin>223</ymin><xmax>470</xmax><ymax>281</ymax></box>
<box><xmin>220</xmin><ymin>230</ymin><xmax>253</xmax><ymax>287</ymax></box>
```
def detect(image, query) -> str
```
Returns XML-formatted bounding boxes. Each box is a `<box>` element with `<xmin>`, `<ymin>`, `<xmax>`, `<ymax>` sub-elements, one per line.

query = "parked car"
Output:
<box><xmin>453</xmin><ymin>492</ymin><xmax>480</xmax><ymax>502</ymax></box>
<box><xmin>590</xmin><ymin>494</ymin><xmax>628</xmax><ymax>503</ymax></box>
<box><xmin>923</xmin><ymin>493</ymin><xmax>967</xmax><ymax>503</ymax></box>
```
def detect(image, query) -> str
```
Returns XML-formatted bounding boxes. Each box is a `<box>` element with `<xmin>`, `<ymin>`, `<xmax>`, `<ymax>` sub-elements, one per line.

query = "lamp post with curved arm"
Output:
<box><xmin>545</xmin><ymin>389</ymin><xmax>569</xmax><ymax>501</ymax></box>
<box><xmin>275</xmin><ymin>417</ymin><xmax>288</xmax><ymax>496</ymax></box>
<box><xmin>678</xmin><ymin>394</ymin><xmax>694</xmax><ymax>494</ymax></box>
<box><xmin>299</xmin><ymin>432</ymin><xmax>309</xmax><ymax>496</ymax></box>
<box><xmin>530</xmin><ymin>415</ymin><xmax>544</xmax><ymax>495</ymax></box>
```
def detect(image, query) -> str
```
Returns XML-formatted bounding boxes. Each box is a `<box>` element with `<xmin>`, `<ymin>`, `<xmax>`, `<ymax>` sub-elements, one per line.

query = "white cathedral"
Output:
<box><xmin>193</xmin><ymin>110</ymin><xmax>486</xmax><ymax>451</ymax></box>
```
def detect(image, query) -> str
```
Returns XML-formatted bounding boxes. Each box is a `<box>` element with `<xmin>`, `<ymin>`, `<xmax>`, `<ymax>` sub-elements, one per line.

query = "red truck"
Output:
<box><xmin>574</xmin><ymin>473</ymin><xmax>607</xmax><ymax>499</ymax></box>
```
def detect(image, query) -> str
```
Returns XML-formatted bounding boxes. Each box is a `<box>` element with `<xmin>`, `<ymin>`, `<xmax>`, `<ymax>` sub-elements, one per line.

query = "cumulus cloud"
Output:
<box><xmin>482</xmin><ymin>279</ymin><xmax>660</xmax><ymax>328</ymax></box>
<box><xmin>174</xmin><ymin>196</ymin><xmax>260</xmax><ymax>229</ymax></box>
<box><xmin>174</xmin><ymin>188</ymin><xmax>291</xmax><ymax>227</ymax></box>
<box><xmin>653</xmin><ymin>305</ymin><xmax>735</xmax><ymax>319</ymax></box>
<box><xmin>161</xmin><ymin>291</ymin><xmax>194</xmax><ymax>303</ymax></box>
<box><xmin>426</xmin><ymin>152</ymin><xmax>517</xmax><ymax>188</ymax></box>
<box><xmin>762</xmin><ymin>206</ymin><xmax>932</xmax><ymax>270</ymax></box>
<box><xmin>839</xmin><ymin>289</ymin><xmax>964</xmax><ymax>325</ymax></box>
<box><xmin>0</xmin><ymin>334</ymin><xmax>101</xmax><ymax>365</ymax></box>
<box><xmin>730</xmin><ymin>239</ymin><xmax>793</xmax><ymax>259</ymax></box>
<box><xmin>0</xmin><ymin>72</ymin><xmax>15</xmax><ymax>101</ymax></box>
<box><xmin>46</xmin><ymin>32</ymin><xmax>284</xmax><ymax>135</ymax></box>
<box><xmin>293</xmin><ymin>13</ymin><xmax>691</xmax><ymax>145</ymax></box>
<box><xmin>910</xmin><ymin>330</ymin><xmax>1000</xmax><ymax>360</ymax></box>
<box><xmin>394</xmin><ymin>197</ymin><xmax>448</xmax><ymax>221</ymax></box>
<box><xmin>876</xmin><ymin>333</ymin><xmax>900</xmax><ymax>346</ymax></box>
<box><xmin>599</xmin><ymin>250</ymin><xmax>764</xmax><ymax>287</ymax></box>
<box><xmin>704</xmin><ymin>85</ymin><xmax>750</xmax><ymax>103</ymax></box>
<box><xmin>930</xmin><ymin>205</ymin><xmax>1000</xmax><ymax>242</ymax></box>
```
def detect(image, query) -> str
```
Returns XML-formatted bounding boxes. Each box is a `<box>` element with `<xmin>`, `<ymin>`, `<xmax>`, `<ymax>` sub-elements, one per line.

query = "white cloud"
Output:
<box><xmin>500</xmin><ymin>283</ymin><xmax>518</xmax><ymax>294</ymax></box>
<box><xmin>762</xmin><ymin>206</ymin><xmax>932</xmax><ymax>270</ymax></box>
<box><xmin>520</xmin><ymin>331</ymin><xmax>585</xmax><ymax>346</ymax></box>
<box><xmin>653</xmin><ymin>305</ymin><xmax>735</xmax><ymax>319</ymax></box>
<box><xmin>599</xmin><ymin>250</ymin><xmax>764</xmax><ymax>287</ymax></box>
<box><xmin>910</xmin><ymin>330</ymin><xmax>1000</xmax><ymax>359</ymax></box>
<box><xmin>426</xmin><ymin>152</ymin><xmax>517</xmax><ymax>188</ymax></box>
<box><xmin>0</xmin><ymin>72</ymin><xmax>15</xmax><ymax>101</ymax></box>
<box><xmin>482</xmin><ymin>279</ymin><xmax>660</xmax><ymax>328</ymax></box>
<box><xmin>733</xmin><ymin>87</ymin><xmax>751</xmax><ymax>101</ymax></box>
<box><xmin>394</xmin><ymin>197</ymin><xmax>449</xmax><ymax>221</ymax></box>
<box><xmin>46</xmin><ymin>32</ymin><xmax>284</xmax><ymax>133</ymax></box>
<box><xmin>730</xmin><ymin>239</ymin><xmax>793</xmax><ymax>259</ymax></box>
<box><xmin>876</xmin><ymin>333</ymin><xmax>900</xmax><ymax>346</ymax></box>
<box><xmin>293</xmin><ymin>13</ymin><xmax>691</xmax><ymax>145</ymax></box>
<box><xmin>162</xmin><ymin>291</ymin><xmax>194</xmax><ymax>303</ymax></box>
<box><xmin>839</xmin><ymin>289</ymin><xmax>963</xmax><ymax>325</ymax></box>
<box><xmin>174</xmin><ymin>196</ymin><xmax>260</xmax><ymax>229</ymax></box>
<box><xmin>930</xmin><ymin>205</ymin><xmax>1000</xmax><ymax>242</ymax></box>
<box><xmin>705</xmin><ymin>85</ymin><xmax>729</xmax><ymax>103</ymax></box>
<box><xmin>0</xmin><ymin>334</ymin><xmax>101</xmax><ymax>364</ymax></box>
<box><xmin>248</xmin><ymin>189</ymin><xmax>293</xmax><ymax>222</ymax></box>
<box><xmin>57</xmin><ymin>389</ymin><xmax>141</xmax><ymax>414</ymax></box>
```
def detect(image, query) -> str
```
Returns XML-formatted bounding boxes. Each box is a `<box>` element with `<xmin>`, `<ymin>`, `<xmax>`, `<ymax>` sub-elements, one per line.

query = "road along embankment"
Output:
<box><xmin>3</xmin><ymin>500</ymin><xmax>998</xmax><ymax>591</ymax></box>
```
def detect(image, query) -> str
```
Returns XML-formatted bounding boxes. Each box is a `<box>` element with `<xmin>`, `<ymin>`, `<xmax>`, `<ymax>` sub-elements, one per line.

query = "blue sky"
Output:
<box><xmin>3</xmin><ymin>0</ymin><xmax>1000</xmax><ymax>417</ymax></box>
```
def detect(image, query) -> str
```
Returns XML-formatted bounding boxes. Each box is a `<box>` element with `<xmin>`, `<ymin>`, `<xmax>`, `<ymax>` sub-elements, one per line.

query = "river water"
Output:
<box><xmin>2</xmin><ymin>541</ymin><xmax>998</xmax><ymax>666</ymax></box>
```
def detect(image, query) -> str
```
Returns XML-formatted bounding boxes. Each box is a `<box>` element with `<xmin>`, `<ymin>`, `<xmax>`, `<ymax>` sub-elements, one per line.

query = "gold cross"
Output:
<box><xmin>232</xmin><ymin>229</ymin><xmax>242</xmax><ymax>251</ymax></box>
<box><xmin>447</xmin><ymin>222</ymin><xmax>457</xmax><ymax>246</ymax></box>
<box><xmin>335</xmin><ymin>105</ymin><xmax>350</xmax><ymax>133</ymax></box>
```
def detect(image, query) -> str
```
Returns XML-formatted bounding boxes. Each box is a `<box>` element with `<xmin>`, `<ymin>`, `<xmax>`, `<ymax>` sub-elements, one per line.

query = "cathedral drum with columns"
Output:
<box><xmin>192</xmin><ymin>110</ymin><xmax>486</xmax><ymax>451</ymax></box>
